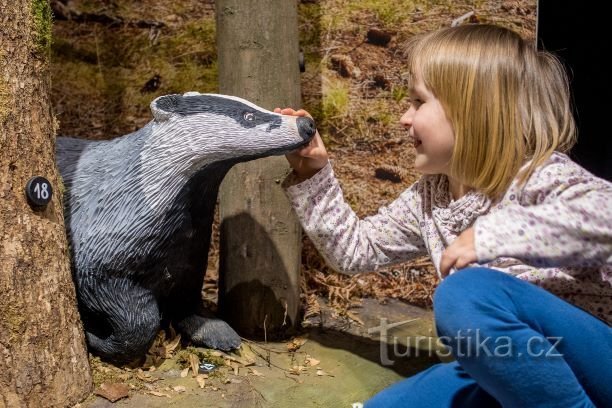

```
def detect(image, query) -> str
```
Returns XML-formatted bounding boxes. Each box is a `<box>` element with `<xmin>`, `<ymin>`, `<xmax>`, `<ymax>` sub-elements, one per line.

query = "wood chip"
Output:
<box><xmin>94</xmin><ymin>383</ymin><xmax>129</xmax><ymax>402</ymax></box>
<box><xmin>189</xmin><ymin>353</ymin><xmax>200</xmax><ymax>377</ymax></box>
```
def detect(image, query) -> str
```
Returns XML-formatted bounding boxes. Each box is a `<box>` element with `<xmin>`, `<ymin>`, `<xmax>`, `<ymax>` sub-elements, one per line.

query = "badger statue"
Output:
<box><xmin>56</xmin><ymin>92</ymin><xmax>316</xmax><ymax>364</ymax></box>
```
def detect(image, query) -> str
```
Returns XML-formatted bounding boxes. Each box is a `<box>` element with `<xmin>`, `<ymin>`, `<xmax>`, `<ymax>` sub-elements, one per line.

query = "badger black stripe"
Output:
<box><xmin>156</xmin><ymin>94</ymin><xmax>281</xmax><ymax>130</ymax></box>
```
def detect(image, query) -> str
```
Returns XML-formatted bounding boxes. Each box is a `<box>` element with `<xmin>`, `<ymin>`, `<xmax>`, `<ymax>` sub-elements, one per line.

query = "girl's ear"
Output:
<box><xmin>150</xmin><ymin>94</ymin><xmax>181</xmax><ymax>122</ymax></box>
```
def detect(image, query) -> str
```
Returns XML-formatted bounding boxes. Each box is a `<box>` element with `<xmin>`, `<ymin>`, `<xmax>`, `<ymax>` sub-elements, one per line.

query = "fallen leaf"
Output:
<box><xmin>164</xmin><ymin>333</ymin><xmax>182</xmax><ymax>357</ymax></box>
<box><xmin>180</xmin><ymin>367</ymin><xmax>189</xmax><ymax>378</ymax></box>
<box><xmin>316</xmin><ymin>369</ymin><xmax>334</xmax><ymax>377</ymax></box>
<box><xmin>147</xmin><ymin>391</ymin><xmax>171</xmax><ymax>398</ymax></box>
<box><xmin>289</xmin><ymin>365</ymin><xmax>306</xmax><ymax>375</ymax></box>
<box><xmin>173</xmin><ymin>385</ymin><xmax>186</xmax><ymax>393</ymax></box>
<box><xmin>249</xmin><ymin>368</ymin><xmax>264</xmax><ymax>377</ymax></box>
<box><xmin>236</xmin><ymin>344</ymin><xmax>257</xmax><ymax>366</ymax></box>
<box><xmin>346</xmin><ymin>311</ymin><xmax>364</xmax><ymax>326</ymax></box>
<box><xmin>287</xmin><ymin>337</ymin><xmax>307</xmax><ymax>352</ymax></box>
<box><xmin>136</xmin><ymin>369</ymin><xmax>159</xmax><ymax>383</ymax></box>
<box><xmin>189</xmin><ymin>353</ymin><xmax>200</xmax><ymax>377</ymax></box>
<box><xmin>196</xmin><ymin>374</ymin><xmax>206</xmax><ymax>388</ymax></box>
<box><xmin>305</xmin><ymin>357</ymin><xmax>320</xmax><ymax>367</ymax></box>
<box><xmin>94</xmin><ymin>383</ymin><xmax>129</xmax><ymax>402</ymax></box>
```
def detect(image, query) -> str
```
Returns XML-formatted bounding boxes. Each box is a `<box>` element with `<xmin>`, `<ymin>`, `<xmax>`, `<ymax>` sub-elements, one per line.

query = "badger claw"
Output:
<box><xmin>176</xmin><ymin>315</ymin><xmax>241</xmax><ymax>351</ymax></box>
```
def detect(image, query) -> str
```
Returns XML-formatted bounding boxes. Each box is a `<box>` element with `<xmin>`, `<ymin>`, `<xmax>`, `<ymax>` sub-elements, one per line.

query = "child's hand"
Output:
<box><xmin>440</xmin><ymin>227</ymin><xmax>477</xmax><ymax>277</ymax></box>
<box><xmin>274</xmin><ymin>107</ymin><xmax>329</xmax><ymax>181</ymax></box>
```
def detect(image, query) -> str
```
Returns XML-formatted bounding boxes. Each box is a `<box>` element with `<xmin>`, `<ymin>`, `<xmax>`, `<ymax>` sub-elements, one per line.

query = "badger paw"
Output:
<box><xmin>176</xmin><ymin>315</ymin><xmax>241</xmax><ymax>351</ymax></box>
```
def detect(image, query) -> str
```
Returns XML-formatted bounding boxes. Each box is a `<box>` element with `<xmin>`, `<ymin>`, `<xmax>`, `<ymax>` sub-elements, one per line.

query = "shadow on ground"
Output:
<box><xmin>83</xmin><ymin>299</ymin><xmax>442</xmax><ymax>408</ymax></box>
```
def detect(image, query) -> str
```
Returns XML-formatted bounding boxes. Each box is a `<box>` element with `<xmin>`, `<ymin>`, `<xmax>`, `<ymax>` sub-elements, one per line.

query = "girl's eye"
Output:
<box><xmin>243</xmin><ymin>112</ymin><xmax>255</xmax><ymax>121</ymax></box>
<box><xmin>408</xmin><ymin>98</ymin><xmax>422</xmax><ymax>108</ymax></box>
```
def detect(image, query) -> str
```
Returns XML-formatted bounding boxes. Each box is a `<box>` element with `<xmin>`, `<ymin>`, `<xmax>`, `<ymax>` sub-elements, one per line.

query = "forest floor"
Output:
<box><xmin>51</xmin><ymin>0</ymin><xmax>536</xmax><ymax>406</ymax></box>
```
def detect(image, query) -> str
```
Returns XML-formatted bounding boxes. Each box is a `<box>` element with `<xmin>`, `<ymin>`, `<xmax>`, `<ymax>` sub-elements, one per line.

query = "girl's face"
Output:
<box><xmin>400</xmin><ymin>77</ymin><xmax>455</xmax><ymax>175</ymax></box>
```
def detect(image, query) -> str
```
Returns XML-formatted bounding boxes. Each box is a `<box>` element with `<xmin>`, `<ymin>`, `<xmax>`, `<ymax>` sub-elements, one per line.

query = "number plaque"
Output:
<box><xmin>25</xmin><ymin>176</ymin><xmax>53</xmax><ymax>208</ymax></box>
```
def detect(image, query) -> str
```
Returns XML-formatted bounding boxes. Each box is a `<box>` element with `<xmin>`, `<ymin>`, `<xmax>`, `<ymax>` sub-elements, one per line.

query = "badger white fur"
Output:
<box><xmin>56</xmin><ymin>92</ymin><xmax>316</xmax><ymax>364</ymax></box>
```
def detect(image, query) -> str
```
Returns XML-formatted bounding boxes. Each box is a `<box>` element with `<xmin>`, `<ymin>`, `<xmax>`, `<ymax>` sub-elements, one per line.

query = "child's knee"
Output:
<box><xmin>433</xmin><ymin>267</ymin><xmax>507</xmax><ymax>333</ymax></box>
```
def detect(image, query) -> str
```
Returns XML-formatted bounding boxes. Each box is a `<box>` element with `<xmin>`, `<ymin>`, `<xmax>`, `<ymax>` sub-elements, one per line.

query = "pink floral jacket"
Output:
<box><xmin>284</xmin><ymin>152</ymin><xmax>612</xmax><ymax>323</ymax></box>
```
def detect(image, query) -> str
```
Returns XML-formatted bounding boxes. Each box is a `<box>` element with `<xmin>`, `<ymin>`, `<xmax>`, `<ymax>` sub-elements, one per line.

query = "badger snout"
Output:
<box><xmin>296</xmin><ymin>116</ymin><xmax>316</xmax><ymax>141</ymax></box>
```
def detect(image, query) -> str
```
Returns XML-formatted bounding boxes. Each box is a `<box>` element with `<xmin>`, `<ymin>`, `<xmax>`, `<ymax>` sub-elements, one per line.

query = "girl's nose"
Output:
<box><xmin>399</xmin><ymin>108</ymin><xmax>413</xmax><ymax>127</ymax></box>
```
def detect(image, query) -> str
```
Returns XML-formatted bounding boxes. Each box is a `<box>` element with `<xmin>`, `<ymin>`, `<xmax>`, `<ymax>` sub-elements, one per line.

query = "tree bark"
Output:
<box><xmin>216</xmin><ymin>0</ymin><xmax>302</xmax><ymax>338</ymax></box>
<box><xmin>0</xmin><ymin>1</ymin><xmax>92</xmax><ymax>406</ymax></box>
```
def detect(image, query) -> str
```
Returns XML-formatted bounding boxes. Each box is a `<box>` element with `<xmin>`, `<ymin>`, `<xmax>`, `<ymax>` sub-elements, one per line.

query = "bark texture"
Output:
<box><xmin>0</xmin><ymin>1</ymin><xmax>92</xmax><ymax>406</ymax></box>
<box><xmin>216</xmin><ymin>0</ymin><xmax>302</xmax><ymax>338</ymax></box>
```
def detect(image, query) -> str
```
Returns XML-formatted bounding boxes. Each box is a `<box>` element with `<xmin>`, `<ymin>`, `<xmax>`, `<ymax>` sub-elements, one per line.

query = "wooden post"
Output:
<box><xmin>216</xmin><ymin>0</ymin><xmax>302</xmax><ymax>338</ymax></box>
<box><xmin>0</xmin><ymin>0</ymin><xmax>92</xmax><ymax>405</ymax></box>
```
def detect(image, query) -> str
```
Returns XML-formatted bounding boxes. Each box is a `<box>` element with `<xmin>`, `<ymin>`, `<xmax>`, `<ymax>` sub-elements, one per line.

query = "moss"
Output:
<box><xmin>31</xmin><ymin>0</ymin><xmax>53</xmax><ymax>56</ymax></box>
<box><xmin>1</xmin><ymin>302</ymin><xmax>27</xmax><ymax>343</ymax></box>
<box><xmin>0</xmin><ymin>73</ymin><xmax>10</xmax><ymax>125</ymax></box>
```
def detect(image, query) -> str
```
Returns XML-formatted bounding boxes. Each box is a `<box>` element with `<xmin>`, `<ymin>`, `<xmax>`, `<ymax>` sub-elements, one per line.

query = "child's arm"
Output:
<box><xmin>285</xmin><ymin>162</ymin><xmax>427</xmax><ymax>274</ymax></box>
<box><xmin>474</xmin><ymin>153</ymin><xmax>612</xmax><ymax>268</ymax></box>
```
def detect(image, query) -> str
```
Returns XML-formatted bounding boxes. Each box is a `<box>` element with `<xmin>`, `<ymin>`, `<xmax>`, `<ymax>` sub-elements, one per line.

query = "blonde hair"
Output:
<box><xmin>405</xmin><ymin>24</ymin><xmax>576</xmax><ymax>199</ymax></box>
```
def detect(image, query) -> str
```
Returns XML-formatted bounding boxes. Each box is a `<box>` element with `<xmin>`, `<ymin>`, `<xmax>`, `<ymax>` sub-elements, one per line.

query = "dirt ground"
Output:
<box><xmin>50</xmin><ymin>0</ymin><xmax>537</xmax><ymax>405</ymax></box>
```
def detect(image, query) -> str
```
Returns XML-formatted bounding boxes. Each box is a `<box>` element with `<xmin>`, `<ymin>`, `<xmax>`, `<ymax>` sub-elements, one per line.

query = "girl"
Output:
<box><xmin>276</xmin><ymin>24</ymin><xmax>611</xmax><ymax>407</ymax></box>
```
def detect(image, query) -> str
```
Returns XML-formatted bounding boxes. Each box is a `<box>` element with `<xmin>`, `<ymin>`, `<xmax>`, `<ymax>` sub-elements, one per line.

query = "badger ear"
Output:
<box><xmin>150</xmin><ymin>94</ymin><xmax>181</xmax><ymax>122</ymax></box>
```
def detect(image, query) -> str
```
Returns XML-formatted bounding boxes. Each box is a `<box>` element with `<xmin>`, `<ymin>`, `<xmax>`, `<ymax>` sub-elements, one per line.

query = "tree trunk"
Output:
<box><xmin>216</xmin><ymin>0</ymin><xmax>302</xmax><ymax>338</ymax></box>
<box><xmin>0</xmin><ymin>1</ymin><xmax>92</xmax><ymax>406</ymax></box>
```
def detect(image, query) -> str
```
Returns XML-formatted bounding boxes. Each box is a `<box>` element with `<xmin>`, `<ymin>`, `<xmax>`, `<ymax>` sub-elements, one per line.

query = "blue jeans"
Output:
<box><xmin>365</xmin><ymin>268</ymin><xmax>612</xmax><ymax>408</ymax></box>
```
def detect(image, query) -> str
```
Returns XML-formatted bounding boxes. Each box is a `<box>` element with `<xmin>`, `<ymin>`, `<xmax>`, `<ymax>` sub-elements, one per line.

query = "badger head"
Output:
<box><xmin>148</xmin><ymin>92</ymin><xmax>316</xmax><ymax>167</ymax></box>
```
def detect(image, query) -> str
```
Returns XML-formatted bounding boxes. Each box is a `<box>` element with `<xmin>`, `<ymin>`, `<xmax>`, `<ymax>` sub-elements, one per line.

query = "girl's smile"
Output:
<box><xmin>400</xmin><ymin>76</ymin><xmax>455</xmax><ymax>176</ymax></box>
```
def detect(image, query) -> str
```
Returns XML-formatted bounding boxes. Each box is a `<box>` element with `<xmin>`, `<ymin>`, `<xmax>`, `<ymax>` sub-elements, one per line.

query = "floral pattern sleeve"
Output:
<box><xmin>474</xmin><ymin>153</ymin><xmax>612</xmax><ymax>268</ymax></box>
<box><xmin>284</xmin><ymin>162</ymin><xmax>427</xmax><ymax>274</ymax></box>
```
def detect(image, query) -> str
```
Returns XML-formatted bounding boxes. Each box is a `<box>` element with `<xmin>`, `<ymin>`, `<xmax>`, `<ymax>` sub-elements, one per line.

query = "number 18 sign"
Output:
<box><xmin>26</xmin><ymin>176</ymin><xmax>53</xmax><ymax>208</ymax></box>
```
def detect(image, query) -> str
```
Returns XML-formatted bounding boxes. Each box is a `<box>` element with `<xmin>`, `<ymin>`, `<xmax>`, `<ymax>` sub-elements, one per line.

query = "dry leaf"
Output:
<box><xmin>287</xmin><ymin>337</ymin><xmax>307</xmax><ymax>352</ymax></box>
<box><xmin>164</xmin><ymin>333</ymin><xmax>181</xmax><ymax>357</ymax></box>
<box><xmin>346</xmin><ymin>311</ymin><xmax>364</xmax><ymax>326</ymax></box>
<box><xmin>236</xmin><ymin>344</ymin><xmax>257</xmax><ymax>366</ymax></box>
<box><xmin>147</xmin><ymin>391</ymin><xmax>171</xmax><ymax>398</ymax></box>
<box><xmin>180</xmin><ymin>367</ymin><xmax>189</xmax><ymax>378</ymax></box>
<box><xmin>289</xmin><ymin>365</ymin><xmax>306</xmax><ymax>375</ymax></box>
<box><xmin>173</xmin><ymin>386</ymin><xmax>186</xmax><ymax>393</ymax></box>
<box><xmin>305</xmin><ymin>357</ymin><xmax>320</xmax><ymax>367</ymax></box>
<box><xmin>189</xmin><ymin>353</ymin><xmax>200</xmax><ymax>377</ymax></box>
<box><xmin>316</xmin><ymin>369</ymin><xmax>334</xmax><ymax>377</ymax></box>
<box><xmin>94</xmin><ymin>383</ymin><xmax>129</xmax><ymax>402</ymax></box>
<box><xmin>196</xmin><ymin>374</ymin><xmax>207</xmax><ymax>388</ymax></box>
<box><xmin>136</xmin><ymin>369</ymin><xmax>158</xmax><ymax>383</ymax></box>
<box><xmin>249</xmin><ymin>368</ymin><xmax>264</xmax><ymax>377</ymax></box>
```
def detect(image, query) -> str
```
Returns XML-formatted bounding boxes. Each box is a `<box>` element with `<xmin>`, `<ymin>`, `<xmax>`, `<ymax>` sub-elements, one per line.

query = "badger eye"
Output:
<box><xmin>243</xmin><ymin>112</ymin><xmax>255</xmax><ymax>121</ymax></box>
